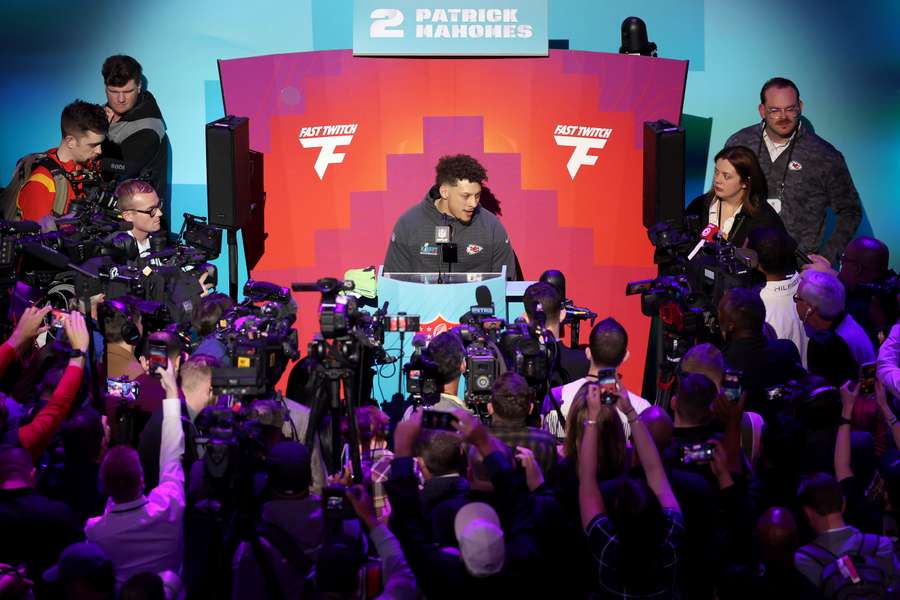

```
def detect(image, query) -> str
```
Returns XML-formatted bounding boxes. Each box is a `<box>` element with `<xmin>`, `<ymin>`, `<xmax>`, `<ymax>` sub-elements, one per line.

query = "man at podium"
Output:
<box><xmin>383</xmin><ymin>154</ymin><xmax>517</xmax><ymax>279</ymax></box>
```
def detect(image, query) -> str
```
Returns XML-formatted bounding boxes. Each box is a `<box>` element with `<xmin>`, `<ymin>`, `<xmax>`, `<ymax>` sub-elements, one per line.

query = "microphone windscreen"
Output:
<box><xmin>475</xmin><ymin>285</ymin><xmax>493</xmax><ymax>308</ymax></box>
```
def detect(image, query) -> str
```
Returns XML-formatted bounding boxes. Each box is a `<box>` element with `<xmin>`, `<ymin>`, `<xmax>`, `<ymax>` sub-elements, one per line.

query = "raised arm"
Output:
<box><xmin>577</xmin><ymin>383</ymin><xmax>606</xmax><ymax>529</ymax></box>
<box><xmin>617</xmin><ymin>386</ymin><xmax>680</xmax><ymax>513</ymax></box>
<box><xmin>17</xmin><ymin>310</ymin><xmax>87</xmax><ymax>460</ymax></box>
<box><xmin>156</xmin><ymin>360</ymin><xmax>185</xmax><ymax>494</ymax></box>
<box><xmin>0</xmin><ymin>305</ymin><xmax>52</xmax><ymax>375</ymax></box>
<box><xmin>873</xmin><ymin>380</ymin><xmax>900</xmax><ymax>452</ymax></box>
<box><xmin>835</xmin><ymin>380</ymin><xmax>856</xmax><ymax>482</ymax></box>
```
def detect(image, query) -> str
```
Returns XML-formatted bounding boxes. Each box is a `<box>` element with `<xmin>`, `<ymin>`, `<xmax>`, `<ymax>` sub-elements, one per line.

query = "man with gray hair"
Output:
<box><xmin>797</xmin><ymin>269</ymin><xmax>874</xmax><ymax>369</ymax></box>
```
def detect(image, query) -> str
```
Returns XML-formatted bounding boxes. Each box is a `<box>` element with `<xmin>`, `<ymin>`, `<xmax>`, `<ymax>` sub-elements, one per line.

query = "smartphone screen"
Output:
<box><xmin>597</xmin><ymin>369</ymin><xmax>619</xmax><ymax>404</ymax></box>
<box><xmin>859</xmin><ymin>362</ymin><xmax>877</xmax><ymax>395</ymax></box>
<box><xmin>723</xmin><ymin>370</ymin><xmax>742</xmax><ymax>403</ymax></box>
<box><xmin>147</xmin><ymin>341</ymin><xmax>168</xmax><ymax>376</ymax></box>
<box><xmin>682</xmin><ymin>442</ymin><xmax>715</xmax><ymax>464</ymax></box>
<box><xmin>422</xmin><ymin>409</ymin><xmax>458</xmax><ymax>431</ymax></box>
<box><xmin>107</xmin><ymin>378</ymin><xmax>140</xmax><ymax>401</ymax></box>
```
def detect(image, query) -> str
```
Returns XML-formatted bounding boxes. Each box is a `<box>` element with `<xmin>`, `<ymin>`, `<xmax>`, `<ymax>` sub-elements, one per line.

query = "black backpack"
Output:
<box><xmin>796</xmin><ymin>533</ymin><xmax>891</xmax><ymax>599</ymax></box>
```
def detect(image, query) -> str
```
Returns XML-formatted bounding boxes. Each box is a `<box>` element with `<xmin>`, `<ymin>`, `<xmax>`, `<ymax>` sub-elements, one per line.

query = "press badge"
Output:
<box><xmin>767</xmin><ymin>198</ymin><xmax>782</xmax><ymax>214</ymax></box>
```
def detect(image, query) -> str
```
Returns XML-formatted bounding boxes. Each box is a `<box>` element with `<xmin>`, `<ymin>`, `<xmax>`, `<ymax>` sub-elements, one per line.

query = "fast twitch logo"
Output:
<box><xmin>298</xmin><ymin>124</ymin><xmax>358</xmax><ymax>179</ymax></box>
<box><xmin>553</xmin><ymin>125</ymin><xmax>613</xmax><ymax>180</ymax></box>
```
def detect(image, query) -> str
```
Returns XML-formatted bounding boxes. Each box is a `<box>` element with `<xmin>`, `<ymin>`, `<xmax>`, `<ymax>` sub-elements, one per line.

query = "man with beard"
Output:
<box><xmin>725</xmin><ymin>77</ymin><xmax>861</xmax><ymax>262</ymax></box>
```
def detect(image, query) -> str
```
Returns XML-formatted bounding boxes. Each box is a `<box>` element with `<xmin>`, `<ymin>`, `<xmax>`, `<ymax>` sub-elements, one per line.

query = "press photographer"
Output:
<box><xmin>2</xmin><ymin>100</ymin><xmax>109</xmax><ymax>225</ymax></box>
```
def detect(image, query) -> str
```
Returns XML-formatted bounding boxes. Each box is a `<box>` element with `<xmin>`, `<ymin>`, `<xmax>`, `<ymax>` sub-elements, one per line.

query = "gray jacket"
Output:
<box><xmin>384</xmin><ymin>190</ymin><xmax>517</xmax><ymax>278</ymax></box>
<box><xmin>726</xmin><ymin>123</ymin><xmax>861</xmax><ymax>260</ymax></box>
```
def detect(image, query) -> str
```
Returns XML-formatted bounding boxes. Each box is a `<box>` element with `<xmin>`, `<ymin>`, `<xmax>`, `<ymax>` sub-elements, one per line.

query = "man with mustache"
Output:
<box><xmin>725</xmin><ymin>77</ymin><xmax>861</xmax><ymax>263</ymax></box>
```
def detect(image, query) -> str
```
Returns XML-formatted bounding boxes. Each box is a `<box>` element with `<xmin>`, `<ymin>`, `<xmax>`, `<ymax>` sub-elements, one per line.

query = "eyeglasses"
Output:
<box><xmin>128</xmin><ymin>204</ymin><xmax>162</xmax><ymax>217</ymax></box>
<box><xmin>766</xmin><ymin>105</ymin><xmax>800</xmax><ymax>117</ymax></box>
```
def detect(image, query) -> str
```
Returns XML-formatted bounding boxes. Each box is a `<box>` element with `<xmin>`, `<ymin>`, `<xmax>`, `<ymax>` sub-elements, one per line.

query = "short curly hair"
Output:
<box><xmin>102</xmin><ymin>54</ymin><xmax>143</xmax><ymax>87</ymax></box>
<box><xmin>435</xmin><ymin>154</ymin><xmax>487</xmax><ymax>187</ymax></box>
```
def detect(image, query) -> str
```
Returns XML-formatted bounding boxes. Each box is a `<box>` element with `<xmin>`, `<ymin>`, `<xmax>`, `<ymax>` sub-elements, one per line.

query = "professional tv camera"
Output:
<box><xmin>292</xmin><ymin>277</ymin><xmax>393</xmax><ymax>478</ymax></box>
<box><xmin>210</xmin><ymin>280</ymin><xmax>300</xmax><ymax>401</ymax></box>
<box><xmin>626</xmin><ymin>218</ymin><xmax>761</xmax><ymax>404</ymax></box>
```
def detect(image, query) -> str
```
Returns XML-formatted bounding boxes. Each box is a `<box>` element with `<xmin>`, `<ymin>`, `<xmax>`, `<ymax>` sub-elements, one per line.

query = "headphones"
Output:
<box><xmin>99</xmin><ymin>299</ymin><xmax>141</xmax><ymax>346</ymax></box>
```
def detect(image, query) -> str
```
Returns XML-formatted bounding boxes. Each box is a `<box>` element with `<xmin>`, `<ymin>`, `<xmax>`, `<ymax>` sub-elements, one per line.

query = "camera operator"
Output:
<box><xmin>806</xmin><ymin>236</ymin><xmax>895</xmax><ymax>346</ymax></box>
<box><xmin>546</xmin><ymin>318</ymin><xmax>650</xmax><ymax>440</ymax></box>
<box><xmin>719</xmin><ymin>287</ymin><xmax>805</xmax><ymax>402</ymax></box>
<box><xmin>115</xmin><ymin>179</ymin><xmax>164</xmax><ymax>260</ymax></box>
<box><xmin>749</xmin><ymin>226</ymin><xmax>808</xmax><ymax>367</ymax></box>
<box><xmin>403</xmin><ymin>331</ymin><xmax>472</xmax><ymax>418</ymax></box>
<box><xmin>7</xmin><ymin>100</ymin><xmax>108</xmax><ymax>224</ymax></box>
<box><xmin>190</xmin><ymin>292</ymin><xmax>234</xmax><ymax>363</ymax></box>
<box><xmin>138</xmin><ymin>352</ymin><xmax>217</xmax><ymax>491</ymax></box>
<box><xmin>101</xmin><ymin>55</ymin><xmax>168</xmax><ymax>211</ymax></box>
<box><xmin>85</xmin><ymin>359</ymin><xmax>185</xmax><ymax>590</ymax></box>
<box><xmin>522</xmin><ymin>282</ymin><xmax>589</xmax><ymax>386</ymax></box>
<box><xmin>100</xmin><ymin>297</ymin><xmax>165</xmax><ymax>417</ymax></box>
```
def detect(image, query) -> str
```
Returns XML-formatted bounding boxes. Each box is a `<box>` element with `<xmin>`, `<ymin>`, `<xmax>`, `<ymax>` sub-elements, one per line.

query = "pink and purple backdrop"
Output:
<box><xmin>219</xmin><ymin>49</ymin><xmax>687</xmax><ymax>391</ymax></box>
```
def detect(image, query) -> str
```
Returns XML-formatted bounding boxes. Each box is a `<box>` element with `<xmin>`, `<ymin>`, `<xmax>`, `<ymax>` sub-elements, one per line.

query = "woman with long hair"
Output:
<box><xmin>578</xmin><ymin>381</ymin><xmax>685</xmax><ymax>597</ymax></box>
<box><xmin>686</xmin><ymin>145</ymin><xmax>790</xmax><ymax>249</ymax></box>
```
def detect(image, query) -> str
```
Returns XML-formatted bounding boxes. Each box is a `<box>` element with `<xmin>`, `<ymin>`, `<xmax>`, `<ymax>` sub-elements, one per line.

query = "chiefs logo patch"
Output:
<box><xmin>466</xmin><ymin>244</ymin><xmax>483</xmax><ymax>256</ymax></box>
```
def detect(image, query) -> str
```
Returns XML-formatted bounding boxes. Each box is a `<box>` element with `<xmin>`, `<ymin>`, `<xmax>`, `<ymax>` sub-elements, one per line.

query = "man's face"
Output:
<box><xmin>106</xmin><ymin>79</ymin><xmax>141</xmax><ymax>116</ymax></box>
<box><xmin>65</xmin><ymin>130</ymin><xmax>104</xmax><ymax>165</ymax></box>
<box><xmin>122</xmin><ymin>190</ymin><xmax>163</xmax><ymax>236</ymax></box>
<box><xmin>758</xmin><ymin>86</ymin><xmax>803</xmax><ymax>140</ymax></box>
<box><xmin>838</xmin><ymin>245</ymin><xmax>863</xmax><ymax>290</ymax></box>
<box><xmin>439</xmin><ymin>179</ymin><xmax>481</xmax><ymax>223</ymax></box>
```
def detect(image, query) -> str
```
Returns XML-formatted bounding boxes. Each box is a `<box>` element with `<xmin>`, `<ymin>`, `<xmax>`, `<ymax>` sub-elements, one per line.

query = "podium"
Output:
<box><xmin>374</xmin><ymin>266</ymin><xmax>507</xmax><ymax>403</ymax></box>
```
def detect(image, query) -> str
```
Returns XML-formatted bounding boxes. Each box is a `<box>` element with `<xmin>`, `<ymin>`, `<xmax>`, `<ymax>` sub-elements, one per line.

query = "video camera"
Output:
<box><xmin>194</xmin><ymin>398</ymin><xmax>288</xmax><ymax>485</ymax></box>
<box><xmin>626</xmin><ymin>220</ymin><xmax>760</xmax><ymax>341</ymax></box>
<box><xmin>210</xmin><ymin>280</ymin><xmax>300</xmax><ymax>400</ymax></box>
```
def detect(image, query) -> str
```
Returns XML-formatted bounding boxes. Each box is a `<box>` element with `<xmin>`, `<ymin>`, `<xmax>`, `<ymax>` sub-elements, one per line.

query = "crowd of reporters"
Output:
<box><xmin>1</xmin><ymin>227</ymin><xmax>900</xmax><ymax>599</ymax></box>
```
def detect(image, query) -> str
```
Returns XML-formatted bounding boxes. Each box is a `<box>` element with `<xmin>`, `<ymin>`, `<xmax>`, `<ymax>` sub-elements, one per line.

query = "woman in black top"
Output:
<box><xmin>686</xmin><ymin>145</ymin><xmax>789</xmax><ymax>249</ymax></box>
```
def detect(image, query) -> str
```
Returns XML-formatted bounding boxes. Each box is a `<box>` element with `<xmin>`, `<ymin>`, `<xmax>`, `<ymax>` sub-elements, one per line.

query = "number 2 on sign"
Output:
<box><xmin>370</xmin><ymin>9</ymin><xmax>404</xmax><ymax>38</ymax></box>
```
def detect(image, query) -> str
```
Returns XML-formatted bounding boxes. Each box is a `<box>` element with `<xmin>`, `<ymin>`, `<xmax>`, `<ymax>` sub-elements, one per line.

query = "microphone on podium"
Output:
<box><xmin>687</xmin><ymin>223</ymin><xmax>719</xmax><ymax>261</ymax></box>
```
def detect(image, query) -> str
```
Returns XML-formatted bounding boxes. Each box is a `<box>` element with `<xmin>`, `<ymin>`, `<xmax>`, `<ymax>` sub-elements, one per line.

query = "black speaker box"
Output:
<box><xmin>206</xmin><ymin>116</ymin><xmax>250</xmax><ymax>229</ymax></box>
<box><xmin>643</xmin><ymin>120</ymin><xmax>685</xmax><ymax>228</ymax></box>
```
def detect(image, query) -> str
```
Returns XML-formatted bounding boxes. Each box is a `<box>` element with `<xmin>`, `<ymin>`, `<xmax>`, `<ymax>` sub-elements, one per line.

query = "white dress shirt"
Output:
<box><xmin>85</xmin><ymin>396</ymin><xmax>185</xmax><ymax>588</ymax></box>
<box><xmin>707</xmin><ymin>200</ymin><xmax>743</xmax><ymax>239</ymax></box>
<box><xmin>763</xmin><ymin>125</ymin><xmax>798</xmax><ymax>163</ymax></box>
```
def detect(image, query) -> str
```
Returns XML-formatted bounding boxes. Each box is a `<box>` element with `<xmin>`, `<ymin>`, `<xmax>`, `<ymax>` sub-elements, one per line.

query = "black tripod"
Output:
<box><xmin>304</xmin><ymin>338</ymin><xmax>368</xmax><ymax>484</ymax></box>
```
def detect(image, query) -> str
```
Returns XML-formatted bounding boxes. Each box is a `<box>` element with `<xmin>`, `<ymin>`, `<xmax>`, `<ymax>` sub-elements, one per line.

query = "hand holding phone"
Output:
<box><xmin>859</xmin><ymin>362</ymin><xmax>876</xmax><ymax>395</ymax></box>
<box><xmin>421</xmin><ymin>409</ymin><xmax>459</xmax><ymax>431</ymax></box>
<box><xmin>681</xmin><ymin>442</ymin><xmax>715</xmax><ymax>465</ymax></box>
<box><xmin>723</xmin><ymin>369</ymin><xmax>743</xmax><ymax>403</ymax></box>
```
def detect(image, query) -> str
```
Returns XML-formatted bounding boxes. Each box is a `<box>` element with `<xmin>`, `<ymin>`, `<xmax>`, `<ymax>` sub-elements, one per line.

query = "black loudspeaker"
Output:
<box><xmin>643</xmin><ymin>120</ymin><xmax>685</xmax><ymax>228</ymax></box>
<box><xmin>243</xmin><ymin>150</ymin><xmax>267</xmax><ymax>272</ymax></box>
<box><xmin>206</xmin><ymin>116</ymin><xmax>250</xmax><ymax>230</ymax></box>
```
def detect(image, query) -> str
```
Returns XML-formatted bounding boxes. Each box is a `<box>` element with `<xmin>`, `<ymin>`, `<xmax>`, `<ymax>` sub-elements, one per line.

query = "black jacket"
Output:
<box><xmin>685</xmin><ymin>193</ymin><xmax>790</xmax><ymax>250</ymax></box>
<box><xmin>384</xmin><ymin>188</ymin><xmax>517</xmax><ymax>278</ymax></box>
<box><xmin>104</xmin><ymin>90</ymin><xmax>168</xmax><ymax>198</ymax></box>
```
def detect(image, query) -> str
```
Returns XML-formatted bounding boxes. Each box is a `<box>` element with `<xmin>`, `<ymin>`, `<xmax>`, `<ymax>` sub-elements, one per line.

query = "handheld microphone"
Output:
<box><xmin>687</xmin><ymin>224</ymin><xmax>719</xmax><ymax>261</ymax></box>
